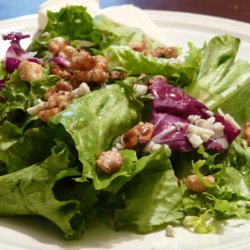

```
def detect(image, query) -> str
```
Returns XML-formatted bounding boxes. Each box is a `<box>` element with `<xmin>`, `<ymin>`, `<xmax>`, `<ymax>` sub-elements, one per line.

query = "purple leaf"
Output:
<box><xmin>2</xmin><ymin>32</ymin><xmax>42</xmax><ymax>72</ymax></box>
<box><xmin>149</xmin><ymin>80</ymin><xmax>210</xmax><ymax>119</ymax></box>
<box><xmin>151</xmin><ymin>112</ymin><xmax>192</xmax><ymax>152</ymax></box>
<box><xmin>149</xmin><ymin>80</ymin><xmax>241</xmax><ymax>152</ymax></box>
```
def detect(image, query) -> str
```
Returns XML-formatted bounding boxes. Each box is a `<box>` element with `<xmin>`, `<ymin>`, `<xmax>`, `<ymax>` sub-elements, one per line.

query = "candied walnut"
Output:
<box><xmin>71</xmin><ymin>55</ymin><xmax>108</xmax><ymax>87</ymax></box>
<box><xmin>123</xmin><ymin>129</ymin><xmax>139</xmax><ymax>149</ymax></box>
<box><xmin>109</xmin><ymin>70</ymin><xmax>127</xmax><ymax>81</ymax></box>
<box><xmin>58</xmin><ymin>45</ymin><xmax>76</xmax><ymax>59</ymax></box>
<box><xmin>38</xmin><ymin>107</ymin><xmax>62</xmax><ymax>122</ymax></box>
<box><xmin>123</xmin><ymin>122</ymin><xmax>154</xmax><ymax>149</ymax></box>
<box><xmin>29</xmin><ymin>80</ymin><xmax>91</xmax><ymax>121</ymax></box>
<box><xmin>51</xmin><ymin>64</ymin><xmax>72</xmax><ymax>80</ymax></box>
<box><xmin>72</xmin><ymin>69</ymin><xmax>109</xmax><ymax>87</ymax></box>
<box><xmin>134</xmin><ymin>122</ymin><xmax>154</xmax><ymax>143</ymax></box>
<box><xmin>185</xmin><ymin>175</ymin><xmax>215</xmax><ymax>194</ymax></box>
<box><xmin>48</xmin><ymin>37</ymin><xmax>69</xmax><ymax>56</ymax></box>
<box><xmin>96</xmin><ymin>151</ymin><xmax>124</xmax><ymax>174</ymax></box>
<box><xmin>18</xmin><ymin>60</ymin><xmax>43</xmax><ymax>83</ymax></box>
<box><xmin>49</xmin><ymin>38</ymin><xmax>109</xmax><ymax>86</ymax></box>
<box><xmin>129</xmin><ymin>40</ymin><xmax>148</xmax><ymax>52</ymax></box>
<box><xmin>71</xmin><ymin>50</ymin><xmax>96</xmax><ymax>70</ymax></box>
<box><xmin>44</xmin><ymin>80</ymin><xmax>72</xmax><ymax>100</ymax></box>
<box><xmin>243</xmin><ymin>122</ymin><xmax>250</xmax><ymax>146</ymax></box>
<box><xmin>35</xmin><ymin>80</ymin><xmax>74</xmax><ymax>121</ymax></box>
<box><xmin>45</xmin><ymin>91</ymin><xmax>73</xmax><ymax>109</ymax></box>
<box><xmin>151</xmin><ymin>46</ymin><xmax>178</xmax><ymax>58</ymax></box>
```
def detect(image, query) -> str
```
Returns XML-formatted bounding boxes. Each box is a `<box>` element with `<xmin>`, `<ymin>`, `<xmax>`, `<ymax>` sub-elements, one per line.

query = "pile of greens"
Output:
<box><xmin>0</xmin><ymin>6</ymin><xmax>250</xmax><ymax>240</ymax></box>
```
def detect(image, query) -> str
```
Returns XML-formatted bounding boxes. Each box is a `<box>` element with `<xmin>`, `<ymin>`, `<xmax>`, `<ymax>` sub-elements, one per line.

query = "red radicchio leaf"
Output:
<box><xmin>2</xmin><ymin>32</ymin><xmax>43</xmax><ymax>72</ymax></box>
<box><xmin>149</xmin><ymin>80</ymin><xmax>241</xmax><ymax>152</ymax></box>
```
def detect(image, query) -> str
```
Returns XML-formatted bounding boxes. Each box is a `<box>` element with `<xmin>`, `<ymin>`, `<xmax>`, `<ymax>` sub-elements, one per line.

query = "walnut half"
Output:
<box><xmin>96</xmin><ymin>151</ymin><xmax>124</xmax><ymax>174</ymax></box>
<box><xmin>123</xmin><ymin>122</ymin><xmax>154</xmax><ymax>149</ymax></box>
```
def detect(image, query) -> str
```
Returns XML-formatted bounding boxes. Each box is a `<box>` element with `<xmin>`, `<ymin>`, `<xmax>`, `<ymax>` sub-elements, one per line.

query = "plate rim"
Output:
<box><xmin>0</xmin><ymin>9</ymin><xmax>250</xmax><ymax>250</ymax></box>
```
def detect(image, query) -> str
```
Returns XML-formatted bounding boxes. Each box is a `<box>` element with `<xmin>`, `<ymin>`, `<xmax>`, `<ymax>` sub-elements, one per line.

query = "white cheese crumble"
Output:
<box><xmin>187</xmin><ymin>133</ymin><xmax>204</xmax><ymax>148</ymax></box>
<box><xmin>112</xmin><ymin>135</ymin><xmax>125</xmax><ymax>151</ymax></box>
<box><xmin>187</xmin><ymin>115</ymin><xmax>228</xmax><ymax>149</ymax></box>
<box><xmin>27</xmin><ymin>99</ymin><xmax>45</xmax><ymax>115</ymax></box>
<box><xmin>217</xmin><ymin>108</ymin><xmax>241</xmax><ymax>129</ymax></box>
<box><xmin>133</xmin><ymin>84</ymin><xmax>148</xmax><ymax>97</ymax></box>
<box><xmin>165</xmin><ymin>225</ymin><xmax>175</xmax><ymax>237</ymax></box>
<box><xmin>144</xmin><ymin>141</ymin><xmax>162</xmax><ymax>153</ymax></box>
<box><xmin>72</xmin><ymin>82</ymin><xmax>90</xmax><ymax>98</ymax></box>
<box><xmin>27</xmin><ymin>83</ymin><xmax>90</xmax><ymax>116</ymax></box>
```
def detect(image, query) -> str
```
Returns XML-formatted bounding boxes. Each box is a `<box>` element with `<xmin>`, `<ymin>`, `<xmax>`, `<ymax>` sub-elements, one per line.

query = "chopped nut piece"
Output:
<box><xmin>49</xmin><ymin>38</ymin><xmax>109</xmax><ymax>86</ymax></box>
<box><xmin>28</xmin><ymin>79</ymin><xmax>92</xmax><ymax>121</ymax></box>
<box><xmin>243</xmin><ymin>122</ymin><xmax>250</xmax><ymax>146</ymax></box>
<box><xmin>71</xmin><ymin>50</ymin><xmax>95</xmax><ymax>70</ymax></box>
<box><xmin>44</xmin><ymin>80</ymin><xmax>72</xmax><ymax>100</ymax></box>
<box><xmin>38</xmin><ymin>107</ymin><xmax>62</xmax><ymax>122</ymax></box>
<box><xmin>96</xmin><ymin>151</ymin><xmax>124</xmax><ymax>174</ymax></box>
<box><xmin>109</xmin><ymin>70</ymin><xmax>127</xmax><ymax>81</ymax></box>
<box><xmin>151</xmin><ymin>46</ymin><xmax>178</xmax><ymax>59</ymax></box>
<box><xmin>123</xmin><ymin>129</ymin><xmax>139</xmax><ymax>149</ymax></box>
<box><xmin>123</xmin><ymin>122</ymin><xmax>154</xmax><ymax>149</ymax></box>
<box><xmin>51</xmin><ymin>64</ymin><xmax>72</xmax><ymax>80</ymax></box>
<box><xmin>18</xmin><ymin>60</ymin><xmax>43</xmax><ymax>83</ymax></box>
<box><xmin>129</xmin><ymin>40</ymin><xmax>148</xmax><ymax>52</ymax></box>
<box><xmin>185</xmin><ymin>175</ymin><xmax>215</xmax><ymax>194</ymax></box>
<box><xmin>48</xmin><ymin>37</ymin><xmax>69</xmax><ymax>55</ymax></box>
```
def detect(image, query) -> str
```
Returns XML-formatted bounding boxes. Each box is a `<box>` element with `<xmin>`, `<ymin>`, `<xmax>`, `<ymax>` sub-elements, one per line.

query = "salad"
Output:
<box><xmin>0</xmin><ymin>5</ymin><xmax>250</xmax><ymax>241</ymax></box>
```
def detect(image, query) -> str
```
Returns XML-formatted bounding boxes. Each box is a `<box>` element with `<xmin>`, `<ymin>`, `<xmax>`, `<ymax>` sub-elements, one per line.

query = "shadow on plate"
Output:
<box><xmin>0</xmin><ymin>215</ymin><xmax>148</xmax><ymax>249</ymax></box>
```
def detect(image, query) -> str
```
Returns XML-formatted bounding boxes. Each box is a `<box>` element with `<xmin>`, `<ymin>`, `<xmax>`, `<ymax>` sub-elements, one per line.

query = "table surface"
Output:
<box><xmin>0</xmin><ymin>0</ymin><xmax>249</xmax><ymax>23</ymax></box>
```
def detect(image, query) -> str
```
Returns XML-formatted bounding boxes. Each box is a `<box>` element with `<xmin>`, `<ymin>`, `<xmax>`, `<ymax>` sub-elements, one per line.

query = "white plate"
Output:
<box><xmin>0</xmin><ymin>10</ymin><xmax>250</xmax><ymax>250</ymax></box>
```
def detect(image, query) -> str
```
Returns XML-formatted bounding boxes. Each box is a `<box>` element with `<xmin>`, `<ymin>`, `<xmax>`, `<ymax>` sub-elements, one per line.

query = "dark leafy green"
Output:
<box><xmin>185</xmin><ymin>35</ymin><xmax>250</xmax><ymax>126</ymax></box>
<box><xmin>28</xmin><ymin>6</ymin><xmax>104</xmax><ymax>55</ymax></box>
<box><xmin>113</xmin><ymin>146</ymin><xmax>183</xmax><ymax>233</ymax></box>
<box><xmin>0</xmin><ymin>142</ymin><xmax>84</xmax><ymax>239</ymax></box>
<box><xmin>0</xmin><ymin>127</ymin><xmax>56</xmax><ymax>173</ymax></box>
<box><xmin>49</xmin><ymin>84</ymin><xmax>142</xmax><ymax>188</ymax></box>
<box><xmin>104</xmin><ymin>44</ymin><xmax>201</xmax><ymax>86</ymax></box>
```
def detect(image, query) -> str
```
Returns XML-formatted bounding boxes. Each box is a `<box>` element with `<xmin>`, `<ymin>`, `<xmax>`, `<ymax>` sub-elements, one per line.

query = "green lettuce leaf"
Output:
<box><xmin>0</xmin><ymin>69</ymin><xmax>59</xmax><ymax>122</ymax></box>
<box><xmin>183</xmin><ymin>211</ymin><xmax>216</xmax><ymax>234</ymax></box>
<box><xmin>179</xmin><ymin>144</ymin><xmax>250</xmax><ymax>234</ymax></box>
<box><xmin>0</xmin><ymin>127</ymin><xmax>56</xmax><ymax>173</ymax></box>
<box><xmin>104</xmin><ymin>44</ymin><xmax>201</xmax><ymax>86</ymax></box>
<box><xmin>93</xmin><ymin>14</ymin><xmax>161</xmax><ymax>49</ymax></box>
<box><xmin>28</xmin><ymin>6</ymin><xmax>103</xmax><ymax>55</ymax></box>
<box><xmin>94</xmin><ymin>146</ymin><xmax>171</xmax><ymax>193</ymax></box>
<box><xmin>112</xmin><ymin>146</ymin><xmax>183</xmax><ymax>233</ymax></box>
<box><xmin>0</xmin><ymin>70</ymin><xmax>29</xmax><ymax>118</ymax></box>
<box><xmin>0</xmin><ymin>142</ymin><xmax>85</xmax><ymax>239</ymax></box>
<box><xmin>49</xmin><ymin>84</ymin><xmax>142</xmax><ymax>188</ymax></box>
<box><xmin>185</xmin><ymin>35</ymin><xmax>250</xmax><ymax>126</ymax></box>
<box><xmin>225</xmin><ymin>138</ymin><xmax>250</xmax><ymax>176</ymax></box>
<box><xmin>29</xmin><ymin>74</ymin><xmax>60</xmax><ymax>105</ymax></box>
<box><xmin>0</xmin><ymin>120</ymin><xmax>22</xmax><ymax>152</ymax></box>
